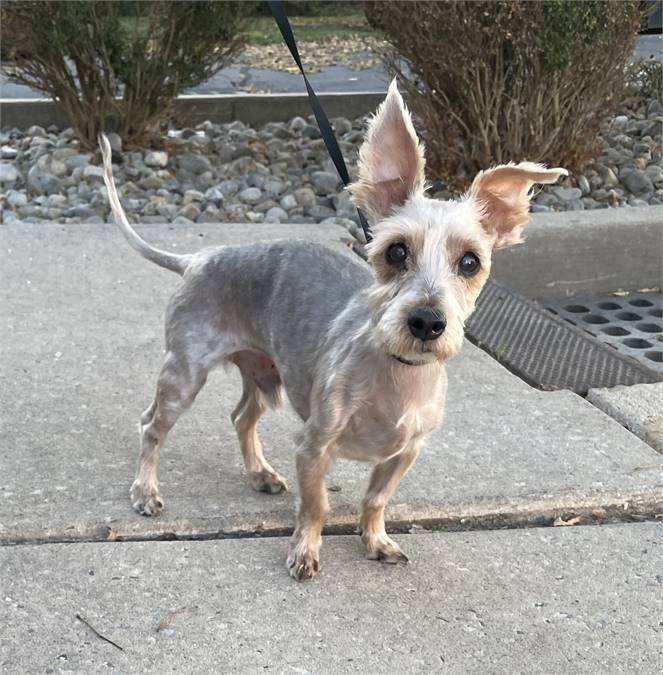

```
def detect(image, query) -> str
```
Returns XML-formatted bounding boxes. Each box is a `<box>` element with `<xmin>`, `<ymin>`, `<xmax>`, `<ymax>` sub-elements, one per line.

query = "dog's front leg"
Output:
<box><xmin>287</xmin><ymin>430</ymin><xmax>336</xmax><ymax>581</ymax></box>
<box><xmin>360</xmin><ymin>440</ymin><xmax>421</xmax><ymax>563</ymax></box>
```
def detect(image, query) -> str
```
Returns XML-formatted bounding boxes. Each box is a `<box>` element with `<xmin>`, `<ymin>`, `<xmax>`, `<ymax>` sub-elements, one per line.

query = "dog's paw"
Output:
<box><xmin>248</xmin><ymin>469</ymin><xmax>287</xmax><ymax>494</ymax></box>
<box><xmin>362</xmin><ymin>532</ymin><xmax>409</xmax><ymax>564</ymax></box>
<box><xmin>130</xmin><ymin>480</ymin><xmax>163</xmax><ymax>517</ymax></box>
<box><xmin>286</xmin><ymin>535</ymin><xmax>321</xmax><ymax>581</ymax></box>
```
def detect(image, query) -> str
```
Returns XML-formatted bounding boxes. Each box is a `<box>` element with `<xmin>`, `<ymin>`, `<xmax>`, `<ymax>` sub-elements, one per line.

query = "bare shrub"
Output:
<box><xmin>2</xmin><ymin>1</ymin><xmax>250</xmax><ymax>147</ymax></box>
<box><xmin>364</xmin><ymin>1</ymin><xmax>643</xmax><ymax>183</ymax></box>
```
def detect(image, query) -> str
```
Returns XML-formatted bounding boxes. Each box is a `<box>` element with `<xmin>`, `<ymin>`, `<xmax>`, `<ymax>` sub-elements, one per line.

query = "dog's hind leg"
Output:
<box><xmin>230</xmin><ymin>352</ymin><xmax>287</xmax><ymax>494</ymax></box>
<box><xmin>131</xmin><ymin>350</ymin><xmax>208</xmax><ymax>516</ymax></box>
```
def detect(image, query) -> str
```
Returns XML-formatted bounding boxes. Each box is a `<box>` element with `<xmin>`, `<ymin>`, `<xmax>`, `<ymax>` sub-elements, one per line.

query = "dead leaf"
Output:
<box><xmin>553</xmin><ymin>516</ymin><xmax>582</xmax><ymax>527</ymax></box>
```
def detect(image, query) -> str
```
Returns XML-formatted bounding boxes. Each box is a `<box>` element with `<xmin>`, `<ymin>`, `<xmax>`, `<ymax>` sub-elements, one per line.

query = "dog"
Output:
<box><xmin>99</xmin><ymin>80</ymin><xmax>566</xmax><ymax>581</ymax></box>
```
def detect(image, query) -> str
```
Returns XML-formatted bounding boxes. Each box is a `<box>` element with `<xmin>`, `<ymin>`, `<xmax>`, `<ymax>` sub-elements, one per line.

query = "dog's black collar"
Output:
<box><xmin>391</xmin><ymin>354</ymin><xmax>429</xmax><ymax>367</ymax></box>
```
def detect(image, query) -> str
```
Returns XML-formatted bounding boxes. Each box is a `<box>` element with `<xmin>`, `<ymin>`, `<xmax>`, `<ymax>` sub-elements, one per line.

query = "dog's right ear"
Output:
<box><xmin>349</xmin><ymin>79</ymin><xmax>426</xmax><ymax>222</ymax></box>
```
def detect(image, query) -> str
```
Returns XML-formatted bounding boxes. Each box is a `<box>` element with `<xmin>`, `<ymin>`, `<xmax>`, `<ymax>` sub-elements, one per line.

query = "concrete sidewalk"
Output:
<box><xmin>1</xmin><ymin>524</ymin><xmax>662</xmax><ymax>673</ymax></box>
<box><xmin>1</xmin><ymin>222</ymin><xmax>662</xmax><ymax>545</ymax></box>
<box><xmin>2</xmin><ymin>221</ymin><xmax>663</xmax><ymax>672</ymax></box>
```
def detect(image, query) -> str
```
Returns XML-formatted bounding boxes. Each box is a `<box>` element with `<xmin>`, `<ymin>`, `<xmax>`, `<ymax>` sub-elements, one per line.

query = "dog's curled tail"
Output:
<box><xmin>98</xmin><ymin>133</ymin><xmax>190</xmax><ymax>275</ymax></box>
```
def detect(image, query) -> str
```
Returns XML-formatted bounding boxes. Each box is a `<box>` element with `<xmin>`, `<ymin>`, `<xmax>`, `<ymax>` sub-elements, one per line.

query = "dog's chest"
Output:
<box><xmin>337</xmin><ymin>367</ymin><xmax>446</xmax><ymax>462</ymax></box>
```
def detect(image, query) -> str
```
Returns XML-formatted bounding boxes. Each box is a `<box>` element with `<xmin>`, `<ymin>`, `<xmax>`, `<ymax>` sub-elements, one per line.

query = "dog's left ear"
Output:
<box><xmin>469</xmin><ymin>163</ymin><xmax>567</xmax><ymax>249</ymax></box>
<box><xmin>349</xmin><ymin>79</ymin><xmax>425</xmax><ymax>221</ymax></box>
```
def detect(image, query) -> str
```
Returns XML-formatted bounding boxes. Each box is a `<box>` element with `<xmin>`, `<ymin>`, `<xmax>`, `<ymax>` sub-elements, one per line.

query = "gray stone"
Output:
<box><xmin>178</xmin><ymin>153</ymin><xmax>212</xmax><ymax>174</ymax></box>
<box><xmin>279</xmin><ymin>194</ymin><xmax>298</xmax><ymax>211</ymax></box>
<box><xmin>1</xmin><ymin>145</ymin><xmax>18</xmax><ymax>159</ymax></box>
<box><xmin>263</xmin><ymin>179</ymin><xmax>285</xmax><ymax>196</ymax></box>
<box><xmin>144</xmin><ymin>151</ymin><xmax>169</xmax><ymax>168</ymax></box>
<box><xmin>577</xmin><ymin>175</ymin><xmax>590</xmax><ymax>196</ymax></box>
<box><xmin>218</xmin><ymin>179</ymin><xmax>240</xmax><ymax>197</ymax></box>
<box><xmin>595</xmin><ymin>165</ymin><xmax>620</xmax><ymax>188</ymax></box>
<box><xmin>238</xmin><ymin>187</ymin><xmax>263</xmax><ymax>204</ymax></box>
<box><xmin>248</xmin><ymin>172</ymin><xmax>266</xmax><ymax>189</ymax></box>
<box><xmin>331</xmin><ymin>116</ymin><xmax>353</xmax><ymax>135</ymax></box>
<box><xmin>264</xmin><ymin>206</ymin><xmax>288</xmax><ymax>223</ymax></box>
<box><xmin>106</xmin><ymin>132</ymin><xmax>122</xmax><ymax>154</ymax></box>
<box><xmin>530</xmin><ymin>204</ymin><xmax>551</xmax><ymax>213</ymax></box>
<box><xmin>647</xmin><ymin>99</ymin><xmax>663</xmax><ymax>116</ymax></box>
<box><xmin>82</xmin><ymin>165</ymin><xmax>105</xmax><ymax>183</ymax></box>
<box><xmin>6</xmin><ymin>190</ymin><xmax>27</xmax><ymax>208</ymax></box>
<box><xmin>177</xmin><ymin>203</ymin><xmax>201</xmax><ymax>221</ymax></box>
<box><xmin>0</xmin><ymin>162</ymin><xmax>18</xmax><ymax>185</ymax></box>
<box><xmin>288</xmin><ymin>116</ymin><xmax>308</xmax><ymax>132</ymax></box>
<box><xmin>1</xmin><ymin>525</ymin><xmax>663</xmax><ymax>672</ymax></box>
<box><xmin>2</xmin><ymin>209</ymin><xmax>19</xmax><ymax>223</ymax></box>
<box><xmin>589</xmin><ymin>174</ymin><xmax>603</xmax><ymax>190</ymax></box>
<box><xmin>64</xmin><ymin>154</ymin><xmax>91</xmax><ymax>172</ymax></box>
<box><xmin>183</xmin><ymin>189</ymin><xmax>205</xmax><ymax>204</ymax></box>
<box><xmin>622</xmin><ymin>169</ymin><xmax>654</xmax><ymax>195</ymax></box>
<box><xmin>26</xmin><ymin>165</ymin><xmax>61</xmax><ymax>195</ymax></box>
<box><xmin>1</xmin><ymin>222</ymin><xmax>662</xmax><ymax>545</ymax></box>
<box><xmin>245</xmin><ymin>210</ymin><xmax>265</xmax><ymax>223</ymax></box>
<box><xmin>253</xmin><ymin>199</ymin><xmax>279</xmax><ymax>214</ymax></box>
<box><xmin>308</xmin><ymin>204</ymin><xmax>336</xmax><ymax>220</ymax></box>
<box><xmin>46</xmin><ymin>194</ymin><xmax>68</xmax><ymax>209</ymax></box>
<box><xmin>535</xmin><ymin>192</ymin><xmax>559</xmax><ymax>208</ymax></box>
<box><xmin>49</xmin><ymin>158</ymin><xmax>67</xmax><ymax>178</ymax></box>
<box><xmin>65</xmin><ymin>204</ymin><xmax>96</xmax><ymax>219</ymax></box>
<box><xmin>294</xmin><ymin>186</ymin><xmax>317</xmax><ymax>209</ymax></box>
<box><xmin>197</xmin><ymin>205</ymin><xmax>222</xmax><ymax>223</ymax></box>
<box><xmin>566</xmin><ymin>199</ymin><xmax>585</xmax><ymax>211</ymax></box>
<box><xmin>645</xmin><ymin>165</ymin><xmax>663</xmax><ymax>187</ymax></box>
<box><xmin>588</xmin><ymin>383</ymin><xmax>663</xmax><ymax>454</ymax></box>
<box><xmin>26</xmin><ymin>124</ymin><xmax>47</xmax><ymax>137</ymax></box>
<box><xmin>611</xmin><ymin>114</ymin><xmax>628</xmax><ymax>130</ymax></box>
<box><xmin>204</xmin><ymin>187</ymin><xmax>224</xmax><ymax>205</ymax></box>
<box><xmin>311</xmin><ymin>170</ymin><xmax>340</xmax><ymax>194</ymax></box>
<box><xmin>550</xmin><ymin>186</ymin><xmax>582</xmax><ymax>202</ymax></box>
<box><xmin>301</xmin><ymin>124</ymin><xmax>321</xmax><ymax>139</ymax></box>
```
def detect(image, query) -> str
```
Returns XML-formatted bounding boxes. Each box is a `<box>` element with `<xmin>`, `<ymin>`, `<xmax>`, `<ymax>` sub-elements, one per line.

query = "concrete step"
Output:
<box><xmin>1</xmin><ymin>524</ymin><xmax>662</xmax><ymax>672</ymax></box>
<box><xmin>1</xmin><ymin>223</ymin><xmax>662</xmax><ymax>544</ymax></box>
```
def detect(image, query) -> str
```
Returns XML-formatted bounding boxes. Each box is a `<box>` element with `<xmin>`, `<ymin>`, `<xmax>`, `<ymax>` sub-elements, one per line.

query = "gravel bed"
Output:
<box><xmin>1</xmin><ymin>97</ymin><xmax>661</xmax><ymax>233</ymax></box>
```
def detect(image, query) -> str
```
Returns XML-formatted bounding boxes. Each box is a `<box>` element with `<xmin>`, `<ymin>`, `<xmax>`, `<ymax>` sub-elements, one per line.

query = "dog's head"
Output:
<box><xmin>349</xmin><ymin>81</ymin><xmax>567</xmax><ymax>365</ymax></box>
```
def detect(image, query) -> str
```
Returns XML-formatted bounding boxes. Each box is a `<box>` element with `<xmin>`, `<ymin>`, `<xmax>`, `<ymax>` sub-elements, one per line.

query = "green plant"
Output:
<box><xmin>2</xmin><ymin>1</ymin><xmax>251</xmax><ymax>147</ymax></box>
<box><xmin>364</xmin><ymin>1</ymin><xmax>643</xmax><ymax>182</ymax></box>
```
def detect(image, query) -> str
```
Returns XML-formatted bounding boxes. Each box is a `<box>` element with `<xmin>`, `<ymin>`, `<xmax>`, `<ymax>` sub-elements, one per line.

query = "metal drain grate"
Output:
<box><xmin>465</xmin><ymin>280</ymin><xmax>662</xmax><ymax>394</ymax></box>
<box><xmin>544</xmin><ymin>293</ymin><xmax>663</xmax><ymax>373</ymax></box>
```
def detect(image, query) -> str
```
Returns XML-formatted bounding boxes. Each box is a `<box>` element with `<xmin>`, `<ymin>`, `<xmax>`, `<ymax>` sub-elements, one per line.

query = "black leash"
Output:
<box><xmin>268</xmin><ymin>0</ymin><xmax>372</xmax><ymax>243</ymax></box>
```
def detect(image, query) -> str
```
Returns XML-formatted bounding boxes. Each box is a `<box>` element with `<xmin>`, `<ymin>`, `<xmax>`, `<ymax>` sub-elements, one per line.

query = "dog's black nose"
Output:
<box><xmin>408</xmin><ymin>308</ymin><xmax>446</xmax><ymax>341</ymax></box>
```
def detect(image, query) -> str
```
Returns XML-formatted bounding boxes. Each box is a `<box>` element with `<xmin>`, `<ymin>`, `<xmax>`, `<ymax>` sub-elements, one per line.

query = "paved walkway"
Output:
<box><xmin>1</xmin><ymin>35</ymin><xmax>659</xmax><ymax>100</ymax></box>
<box><xmin>2</xmin><ymin>525</ymin><xmax>662</xmax><ymax>673</ymax></box>
<box><xmin>1</xmin><ymin>222</ymin><xmax>662</xmax><ymax>671</ymax></box>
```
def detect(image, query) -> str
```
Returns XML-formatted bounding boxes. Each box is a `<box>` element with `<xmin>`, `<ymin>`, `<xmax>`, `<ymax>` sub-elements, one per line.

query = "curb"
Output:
<box><xmin>492</xmin><ymin>206</ymin><xmax>663</xmax><ymax>299</ymax></box>
<box><xmin>0</xmin><ymin>91</ymin><xmax>387</xmax><ymax>130</ymax></box>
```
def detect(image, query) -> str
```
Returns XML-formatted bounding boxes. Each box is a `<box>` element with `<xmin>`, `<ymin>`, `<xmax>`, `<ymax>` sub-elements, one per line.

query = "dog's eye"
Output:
<box><xmin>386</xmin><ymin>243</ymin><xmax>407</xmax><ymax>266</ymax></box>
<box><xmin>458</xmin><ymin>252</ymin><xmax>480</xmax><ymax>277</ymax></box>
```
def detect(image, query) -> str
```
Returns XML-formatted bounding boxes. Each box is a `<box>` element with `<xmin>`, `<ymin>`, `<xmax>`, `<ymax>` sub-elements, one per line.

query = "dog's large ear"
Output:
<box><xmin>468</xmin><ymin>162</ymin><xmax>567</xmax><ymax>249</ymax></box>
<box><xmin>349</xmin><ymin>79</ymin><xmax>425</xmax><ymax>221</ymax></box>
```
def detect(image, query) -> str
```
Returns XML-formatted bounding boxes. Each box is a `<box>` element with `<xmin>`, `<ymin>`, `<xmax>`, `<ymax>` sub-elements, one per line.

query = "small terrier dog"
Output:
<box><xmin>100</xmin><ymin>81</ymin><xmax>565</xmax><ymax>580</ymax></box>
